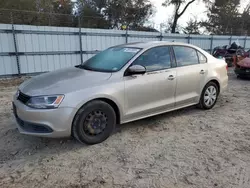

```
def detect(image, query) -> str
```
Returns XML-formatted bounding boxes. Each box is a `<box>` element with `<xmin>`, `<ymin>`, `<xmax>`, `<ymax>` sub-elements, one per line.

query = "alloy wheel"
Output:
<box><xmin>204</xmin><ymin>86</ymin><xmax>217</xmax><ymax>107</ymax></box>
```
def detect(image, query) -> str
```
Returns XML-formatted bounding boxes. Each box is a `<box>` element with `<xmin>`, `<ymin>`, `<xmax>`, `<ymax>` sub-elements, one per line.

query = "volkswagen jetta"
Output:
<box><xmin>13</xmin><ymin>42</ymin><xmax>228</xmax><ymax>144</ymax></box>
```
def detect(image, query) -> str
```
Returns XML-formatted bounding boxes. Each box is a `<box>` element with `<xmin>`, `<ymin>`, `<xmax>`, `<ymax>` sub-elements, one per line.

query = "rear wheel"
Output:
<box><xmin>72</xmin><ymin>100</ymin><xmax>116</xmax><ymax>145</ymax></box>
<box><xmin>199</xmin><ymin>82</ymin><xmax>219</xmax><ymax>110</ymax></box>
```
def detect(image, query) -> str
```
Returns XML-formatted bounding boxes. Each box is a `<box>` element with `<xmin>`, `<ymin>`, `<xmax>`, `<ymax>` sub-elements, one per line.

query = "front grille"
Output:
<box><xmin>16</xmin><ymin>117</ymin><xmax>53</xmax><ymax>133</ymax></box>
<box><xmin>13</xmin><ymin>103</ymin><xmax>53</xmax><ymax>134</ymax></box>
<box><xmin>17</xmin><ymin>91</ymin><xmax>31</xmax><ymax>104</ymax></box>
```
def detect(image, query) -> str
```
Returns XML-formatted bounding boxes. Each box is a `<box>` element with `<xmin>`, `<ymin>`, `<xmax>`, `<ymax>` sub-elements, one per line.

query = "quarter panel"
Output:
<box><xmin>206</xmin><ymin>59</ymin><xmax>228</xmax><ymax>93</ymax></box>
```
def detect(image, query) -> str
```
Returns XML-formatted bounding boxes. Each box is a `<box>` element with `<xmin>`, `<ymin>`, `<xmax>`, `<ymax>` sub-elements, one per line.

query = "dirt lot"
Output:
<box><xmin>1</xmin><ymin>70</ymin><xmax>250</xmax><ymax>188</ymax></box>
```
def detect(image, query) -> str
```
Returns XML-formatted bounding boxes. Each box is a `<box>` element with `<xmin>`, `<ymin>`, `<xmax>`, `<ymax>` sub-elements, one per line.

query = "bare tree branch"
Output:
<box><xmin>243</xmin><ymin>2</ymin><xmax>250</xmax><ymax>13</ymax></box>
<box><xmin>177</xmin><ymin>0</ymin><xmax>195</xmax><ymax>17</ymax></box>
<box><xmin>176</xmin><ymin>1</ymin><xmax>181</xmax><ymax>14</ymax></box>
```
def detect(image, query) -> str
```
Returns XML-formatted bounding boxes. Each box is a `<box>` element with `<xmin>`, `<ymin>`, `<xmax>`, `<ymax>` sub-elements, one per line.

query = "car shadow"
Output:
<box><xmin>0</xmin><ymin>124</ymin><xmax>84</xmax><ymax>164</ymax></box>
<box><xmin>115</xmin><ymin>105</ymin><xmax>199</xmax><ymax>133</ymax></box>
<box><xmin>0</xmin><ymin>105</ymin><xmax>207</xmax><ymax>164</ymax></box>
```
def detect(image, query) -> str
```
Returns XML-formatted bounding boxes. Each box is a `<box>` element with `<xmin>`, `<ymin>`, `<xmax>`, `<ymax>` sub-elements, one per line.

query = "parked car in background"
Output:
<box><xmin>234</xmin><ymin>57</ymin><xmax>250</xmax><ymax>78</ymax></box>
<box><xmin>13</xmin><ymin>41</ymin><xmax>228</xmax><ymax>145</ymax></box>
<box><xmin>212</xmin><ymin>41</ymin><xmax>250</xmax><ymax>67</ymax></box>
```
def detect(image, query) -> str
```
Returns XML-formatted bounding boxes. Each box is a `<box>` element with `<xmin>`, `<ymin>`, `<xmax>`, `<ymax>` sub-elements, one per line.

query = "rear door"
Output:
<box><xmin>172</xmin><ymin>46</ymin><xmax>208</xmax><ymax>108</ymax></box>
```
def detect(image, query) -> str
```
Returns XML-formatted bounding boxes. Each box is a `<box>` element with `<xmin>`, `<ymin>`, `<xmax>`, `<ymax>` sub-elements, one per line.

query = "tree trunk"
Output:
<box><xmin>170</xmin><ymin>0</ymin><xmax>196</xmax><ymax>33</ymax></box>
<box><xmin>171</xmin><ymin>15</ymin><xmax>178</xmax><ymax>33</ymax></box>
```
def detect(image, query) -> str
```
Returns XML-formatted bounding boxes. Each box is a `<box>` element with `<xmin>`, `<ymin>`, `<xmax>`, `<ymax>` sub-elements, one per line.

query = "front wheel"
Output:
<box><xmin>72</xmin><ymin>100</ymin><xmax>116</xmax><ymax>145</ymax></box>
<box><xmin>199</xmin><ymin>82</ymin><xmax>219</xmax><ymax>110</ymax></box>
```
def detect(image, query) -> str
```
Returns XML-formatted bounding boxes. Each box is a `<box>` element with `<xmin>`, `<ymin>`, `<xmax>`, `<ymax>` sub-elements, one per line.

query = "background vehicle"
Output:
<box><xmin>234</xmin><ymin>57</ymin><xmax>250</xmax><ymax>78</ymax></box>
<box><xmin>13</xmin><ymin>42</ymin><xmax>228</xmax><ymax>145</ymax></box>
<box><xmin>212</xmin><ymin>41</ymin><xmax>249</xmax><ymax>67</ymax></box>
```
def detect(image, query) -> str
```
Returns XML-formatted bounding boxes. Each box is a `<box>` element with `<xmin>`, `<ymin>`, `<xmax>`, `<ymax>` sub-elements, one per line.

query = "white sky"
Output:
<box><xmin>149</xmin><ymin>0</ymin><xmax>249</xmax><ymax>30</ymax></box>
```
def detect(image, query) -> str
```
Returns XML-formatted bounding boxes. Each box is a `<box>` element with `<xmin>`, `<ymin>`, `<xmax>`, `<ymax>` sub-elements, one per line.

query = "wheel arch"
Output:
<box><xmin>206</xmin><ymin>79</ymin><xmax>220</xmax><ymax>94</ymax></box>
<box><xmin>95</xmin><ymin>98</ymin><xmax>121</xmax><ymax>125</ymax></box>
<box><xmin>72</xmin><ymin>97</ymin><xmax>121</xmax><ymax>127</ymax></box>
<box><xmin>199</xmin><ymin>78</ymin><xmax>221</xmax><ymax>103</ymax></box>
<box><xmin>198</xmin><ymin>79</ymin><xmax>221</xmax><ymax>109</ymax></box>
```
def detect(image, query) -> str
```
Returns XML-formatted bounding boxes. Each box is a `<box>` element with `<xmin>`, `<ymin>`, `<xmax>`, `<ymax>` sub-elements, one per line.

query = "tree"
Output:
<box><xmin>76</xmin><ymin>0</ymin><xmax>153</xmax><ymax>30</ymax></box>
<box><xmin>163</xmin><ymin>17</ymin><xmax>181</xmax><ymax>33</ymax></box>
<box><xmin>240</xmin><ymin>2</ymin><xmax>250</xmax><ymax>35</ymax></box>
<box><xmin>201</xmin><ymin>0</ymin><xmax>240</xmax><ymax>35</ymax></box>
<box><xmin>104</xmin><ymin>0</ymin><xmax>153</xmax><ymax>29</ymax></box>
<box><xmin>162</xmin><ymin>0</ymin><xmax>196</xmax><ymax>33</ymax></box>
<box><xmin>0</xmin><ymin>0</ymin><xmax>74</xmax><ymax>26</ymax></box>
<box><xmin>183</xmin><ymin>18</ymin><xmax>200</xmax><ymax>34</ymax></box>
<box><xmin>0</xmin><ymin>0</ymin><xmax>36</xmax><ymax>11</ymax></box>
<box><xmin>0</xmin><ymin>0</ymin><xmax>153</xmax><ymax>29</ymax></box>
<box><xmin>39</xmin><ymin>0</ymin><xmax>75</xmax><ymax>27</ymax></box>
<box><xmin>76</xmin><ymin>0</ymin><xmax>110</xmax><ymax>28</ymax></box>
<box><xmin>0</xmin><ymin>0</ymin><xmax>36</xmax><ymax>24</ymax></box>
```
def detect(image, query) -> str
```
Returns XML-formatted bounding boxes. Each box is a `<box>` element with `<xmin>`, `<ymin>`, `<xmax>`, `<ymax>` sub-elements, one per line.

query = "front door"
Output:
<box><xmin>123</xmin><ymin>46</ymin><xmax>177</xmax><ymax>122</ymax></box>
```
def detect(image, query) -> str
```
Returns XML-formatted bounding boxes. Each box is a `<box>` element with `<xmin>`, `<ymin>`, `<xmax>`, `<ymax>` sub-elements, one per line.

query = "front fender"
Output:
<box><xmin>62</xmin><ymin>83</ymin><xmax>125</xmax><ymax>120</ymax></box>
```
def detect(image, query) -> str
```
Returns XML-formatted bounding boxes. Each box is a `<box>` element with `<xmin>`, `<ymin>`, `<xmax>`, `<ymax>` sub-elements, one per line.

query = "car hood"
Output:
<box><xmin>19</xmin><ymin>67</ymin><xmax>112</xmax><ymax>96</ymax></box>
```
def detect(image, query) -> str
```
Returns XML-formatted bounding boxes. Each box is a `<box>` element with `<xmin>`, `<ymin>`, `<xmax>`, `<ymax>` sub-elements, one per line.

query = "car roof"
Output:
<box><xmin>116</xmin><ymin>41</ymin><xmax>198</xmax><ymax>49</ymax></box>
<box><xmin>113</xmin><ymin>41</ymin><xmax>213</xmax><ymax>60</ymax></box>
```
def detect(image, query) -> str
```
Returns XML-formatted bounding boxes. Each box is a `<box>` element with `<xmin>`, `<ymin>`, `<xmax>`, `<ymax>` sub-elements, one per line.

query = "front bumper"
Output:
<box><xmin>235</xmin><ymin>67</ymin><xmax>250</xmax><ymax>77</ymax></box>
<box><xmin>13</xmin><ymin>98</ymin><xmax>78</xmax><ymax>138</ymax></box>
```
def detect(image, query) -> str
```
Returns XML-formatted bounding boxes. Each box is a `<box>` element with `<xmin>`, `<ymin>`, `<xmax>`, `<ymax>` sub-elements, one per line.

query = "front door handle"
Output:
<box><xmin>168</xmin><ymin>75</ymin><xmax>175</xmax><ymax>80</ymax></box>
<box><xmin>200</xmin><ymin>70</ymin><xmax>205</xmax><ymax>74</ymax></box>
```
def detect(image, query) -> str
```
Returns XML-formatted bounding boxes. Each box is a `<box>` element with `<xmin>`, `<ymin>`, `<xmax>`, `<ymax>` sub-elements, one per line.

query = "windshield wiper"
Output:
<box><xmin>75</xmin><ymin>64</ymin><xmax>83</xmax><ymax>69</ymax></box>
<box><xmin>82</xmin><ymin>65</ymin><xmax>96</xmax><ymax>71</ymax></box>
<box><xmin>76</xmin><ymin>64</ymin><xmax>97</xmax><ymax>71</ymax></box>
<box><xmin>76</xmin><ymin>64</ymin><xmax>113</xmax><ymax>73</ymax></box>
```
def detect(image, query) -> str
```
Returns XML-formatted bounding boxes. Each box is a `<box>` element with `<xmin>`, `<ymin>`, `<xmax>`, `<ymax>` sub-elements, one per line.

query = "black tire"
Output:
<box><xmin>198</xmin><ymin>82</ymin><xmax>219</xmax><ymax>110</ymax></box>
<box><xmin>72</xmin><ymin>100</ymin><xmax>116</xmax><ymax>145</ymax></box>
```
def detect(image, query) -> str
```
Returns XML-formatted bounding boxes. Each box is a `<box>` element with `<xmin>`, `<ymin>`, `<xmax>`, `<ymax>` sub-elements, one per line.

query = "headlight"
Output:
<box><xmin>27</xmin><ymin>95</ymin><xmax>64</xmax><ymax>109</ymax></box>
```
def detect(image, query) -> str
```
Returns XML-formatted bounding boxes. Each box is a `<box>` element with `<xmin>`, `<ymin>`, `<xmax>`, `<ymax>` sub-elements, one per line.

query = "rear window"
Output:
<box><xmin>133</xmin><ymin>46</ymin><xmax>172</xmax><ymax>72</ymax></box>
<box><xmin>173</xmin><ymin>46</ymin><xmax>199</xmax><ymax>67</ymax></box>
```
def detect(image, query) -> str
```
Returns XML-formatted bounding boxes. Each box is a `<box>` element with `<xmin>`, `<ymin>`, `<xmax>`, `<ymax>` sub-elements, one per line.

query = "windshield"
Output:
<box><xmin>80</xmin><ymin>47</ymin><xmax>141</xmax><ymax>72</ymax></box>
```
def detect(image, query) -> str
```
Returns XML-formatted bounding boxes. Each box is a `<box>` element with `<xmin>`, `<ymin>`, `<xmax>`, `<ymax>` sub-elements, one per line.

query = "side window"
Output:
<box><xmin>197</xmin><ymin>51</ymin><xmax>207</xmax><ymax>64</ymax></box>
<box><xmin>132</xmin><ymin>46</ymin><xmax>172</xmax><ymax>72</ymax></box>
<box><xmin>173</xmin><ymin>46</ymin><xmax>199</xmax><ymax>67</ymax></box>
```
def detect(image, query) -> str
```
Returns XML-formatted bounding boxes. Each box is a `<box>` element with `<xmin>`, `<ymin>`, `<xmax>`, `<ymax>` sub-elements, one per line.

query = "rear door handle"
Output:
<box><xmin>200</xmin><ymin>70</ymin><xmax>205</xmax><ymax>74</ymax></box>
<box><xmin>168</xmin><ymin>75</ymin><xmax>175</xmax><ymax>80</ymax></box>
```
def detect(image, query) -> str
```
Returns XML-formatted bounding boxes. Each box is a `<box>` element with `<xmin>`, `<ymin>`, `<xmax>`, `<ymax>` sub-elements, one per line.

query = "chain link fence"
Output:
<box><xmin>1</xmin><ymin>8</ymin><xmax>250</xmax><ymax>35</ymax></box>
<box><xmin>0</xmin><ymin>9</ymin><xmax>114</xmax><ymax>29</ymax></box>
<box><xmin>1</xmin><ymin>8</ymin><xmax>250</xmax><ymax>77</ymax></box>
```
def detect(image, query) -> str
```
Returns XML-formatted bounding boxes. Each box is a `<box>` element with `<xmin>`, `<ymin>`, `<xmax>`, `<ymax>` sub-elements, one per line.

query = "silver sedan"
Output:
<box><xmin>13</xmin><ymin>41</ymin><xmax>228</xmax><ymax>144</ymax></box>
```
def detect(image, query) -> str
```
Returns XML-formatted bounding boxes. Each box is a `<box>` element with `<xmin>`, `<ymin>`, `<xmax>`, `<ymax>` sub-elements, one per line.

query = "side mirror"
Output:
<box><xmin>127</xmin><ymin>65</ymin><xmax>146</xmax><ymax>75</ymax></box>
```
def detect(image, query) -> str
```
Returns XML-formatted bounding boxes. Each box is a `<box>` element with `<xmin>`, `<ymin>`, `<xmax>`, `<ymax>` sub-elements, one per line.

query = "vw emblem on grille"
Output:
<box><xmin>16</xmin><ymin>90</ymin><xmax>20</xmax><ymax>99</ymax></box>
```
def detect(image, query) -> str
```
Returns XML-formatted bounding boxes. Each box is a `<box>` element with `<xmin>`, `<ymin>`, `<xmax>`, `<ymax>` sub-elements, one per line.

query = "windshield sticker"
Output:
<box><xmin>123</xmin><ymin>48</ymin><xmax>140</xmax><ymax>53</ymax></box>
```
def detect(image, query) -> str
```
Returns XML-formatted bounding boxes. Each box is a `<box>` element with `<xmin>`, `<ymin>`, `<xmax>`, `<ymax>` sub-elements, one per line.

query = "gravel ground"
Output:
<box><xmin>1</xmin><ymin>70</ymin><xmax>250</xmax><ymax>188</ymax></box>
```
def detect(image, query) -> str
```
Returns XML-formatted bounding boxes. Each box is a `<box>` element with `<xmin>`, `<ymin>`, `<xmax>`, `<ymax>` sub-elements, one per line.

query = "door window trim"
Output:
<box><xmin>197</xmin><ymin>50</ymin><xmax>208</xmax><ymax>64</ymax></box>
<box><xmin>172</xmin><ymin>45</ymin><xmax>207</xmax><ymax>67</ymax></box>
<box><xmin>125</xmin><ymin>45</ymin><xmax>175</xmax><ymax>75</ymax></box>
<box><xmin>170</xmin><ymin>46</ymin><xmax>177</xmax><ymax>68</ymax></box>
